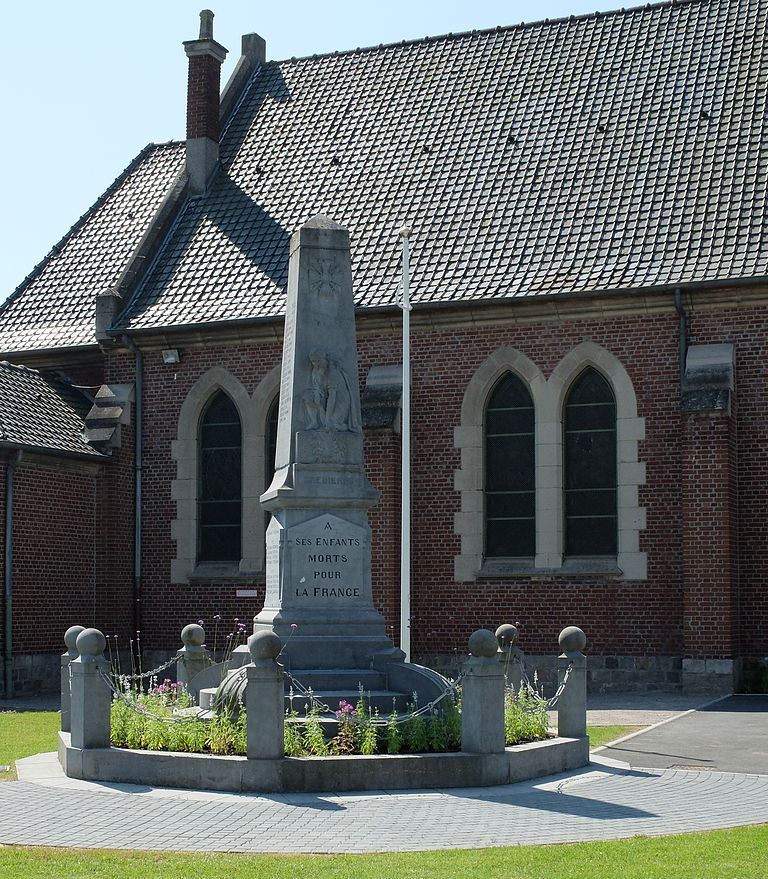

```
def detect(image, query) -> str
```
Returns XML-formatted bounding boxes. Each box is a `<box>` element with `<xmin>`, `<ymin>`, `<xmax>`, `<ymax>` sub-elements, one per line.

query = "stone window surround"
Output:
<box><xmin>170</xmin><ymin>365</ymin><xmax>280</xmax><ymax>584</ymax></box>
<box><xmin>454</xmin><ymin>342</ymin><xmax>647</xmax><ymax>582</ymax></box>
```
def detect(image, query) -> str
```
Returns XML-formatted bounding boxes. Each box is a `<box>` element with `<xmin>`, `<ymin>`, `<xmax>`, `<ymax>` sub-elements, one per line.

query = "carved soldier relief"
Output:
<box><xmin>302</xmin><ymin>350</ymin><xmax>361</xmax><ymax>433</ymax></box>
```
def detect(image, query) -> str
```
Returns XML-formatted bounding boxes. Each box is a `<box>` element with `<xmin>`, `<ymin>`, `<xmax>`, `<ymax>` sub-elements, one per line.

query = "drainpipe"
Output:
<box><xmin>3</xmin><ymin>450</ymin><xmax>22</xmax><ymax>698</ymax></box>
<box><xmin>674</xmin><ymin>287</ymin><xmax>687</xmax><ymax>386</ymax></box>
<box><xmin>122</xmin><ymin>337</ymin><xmax>143</xmax><ymax>640</ymax></box>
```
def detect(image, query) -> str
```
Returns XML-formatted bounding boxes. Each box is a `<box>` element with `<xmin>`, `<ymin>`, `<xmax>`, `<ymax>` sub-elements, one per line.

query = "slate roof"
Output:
<box><xmin>0</xmin><ymin>362</ymin><xmax>105</xmax><ymax>458</ymax></box>
<box><xmin>0</xmin><ymin>142</ymin><xmax>186</xmax><ymax>354</ymax></box>
<box><xmin>1</xmin><ymin>0</ymin><xmax>765</xmax><ymax>353</ymax></box>
<box><xmin>120</xmin><ymin>0</ymin><xmax>768</xmax><ymax>331</ymax></box>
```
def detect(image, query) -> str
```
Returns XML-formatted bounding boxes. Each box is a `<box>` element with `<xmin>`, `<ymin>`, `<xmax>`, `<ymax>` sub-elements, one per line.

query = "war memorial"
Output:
<box><xmin>56</xmin><ymin>216</ymin><xmax>589</xmax><ymax>793</ymax></box>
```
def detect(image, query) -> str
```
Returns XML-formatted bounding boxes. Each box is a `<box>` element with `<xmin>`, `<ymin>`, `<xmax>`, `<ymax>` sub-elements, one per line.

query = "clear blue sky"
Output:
<box><xmin>1</xmin><ymin>0</ymin><xmax>624</xmax><ymax>301</ymax></box>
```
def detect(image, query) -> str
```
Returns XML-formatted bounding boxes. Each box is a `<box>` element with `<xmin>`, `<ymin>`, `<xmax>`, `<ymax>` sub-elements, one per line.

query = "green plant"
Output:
<box><xmin>386</xmin><ymin>711</ymin><xmax>403</xmax><ymax>754</ymax></box>
<box><xmin>504</xmin><ymin>685</ymin><xmax>550</xmax><ymax>746</ymax></box>
<box><xmin>359</xmin><ymin>709</ymin><xmax>380</xmax><ymax>755</ymax></box>
<box><xmin>403</xmin><ymin>713</ymin><xmax>428</xmax><ymax>753</ymax></box>
<box><xmin>427</xmin><ymin>712</ymin><xmax>449</xmax><ymax>752</ymax></box>
<box><xmin>284</xmin><ymin>711</ymin><xmax>306</xmax><ymax>757</ymax></box>
<box><xmin>301</xmin><ymin>707</ymin><xmax>329</xmax><ymax>756</ymax></box>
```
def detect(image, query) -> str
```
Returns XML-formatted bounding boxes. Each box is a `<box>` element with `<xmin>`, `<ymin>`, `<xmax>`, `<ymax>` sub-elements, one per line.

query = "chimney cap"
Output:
<box><xmin>184</xmin><ymin>7</ymin><xmax>228</xmax><ymax>63</ymax></box>
<box><xmin>199</xmin><ymin>9</ymin><xmax>214</xmax><ymax>40</ymax></box>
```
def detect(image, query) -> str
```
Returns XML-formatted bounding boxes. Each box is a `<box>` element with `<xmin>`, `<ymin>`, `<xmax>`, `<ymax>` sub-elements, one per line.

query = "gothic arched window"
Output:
<box><xmin>198</xmin><ymin>391</ymin><xmax>242</xmax><ymax>563</ymax></box>
<box><xmin>564</xmin><ymin>368</ymin><xmax>617</xmax><ymax>556</ymax></box>
<box><xmin>484</xmin><ymin>373</ymin><xmax>535</xmax><ymax>557</ymax></box>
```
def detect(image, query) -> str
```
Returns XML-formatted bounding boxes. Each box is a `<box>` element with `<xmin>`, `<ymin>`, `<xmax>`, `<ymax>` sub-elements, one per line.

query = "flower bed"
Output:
<box><xmin>109</xmin><ymin>681</ymin><xmax>550</xmax><ymax>756</ymax></box>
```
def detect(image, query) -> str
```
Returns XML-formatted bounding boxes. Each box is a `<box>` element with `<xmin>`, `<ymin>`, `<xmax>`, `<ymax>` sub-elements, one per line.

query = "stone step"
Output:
<box><xmin>287</xmin><ymin>690</ymin><xmax>411</xmax><ymax>715</ymax></box>
<box><xmin>199</xmin><ymin>683</ymin><xmax>413</xmax><ymax>716</ymax></box>
<box><xmin>285</xmin><ymin>668</ymin><xmax>387</xmax><ymax>692</ymax></box>
<box><xmin>199</xmin><ymin>687</ymin><xmax>217</xmax><ymax>711</ymax></box>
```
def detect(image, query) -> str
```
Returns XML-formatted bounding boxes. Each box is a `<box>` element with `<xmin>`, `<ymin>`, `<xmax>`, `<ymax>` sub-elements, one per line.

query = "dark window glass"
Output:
<box><xmin>198</xmin><ymin>392</ymin><xmax>242</xmax><ymax>563</ymax></box>
<box><xmin>564</xmin><ymin>368</ymin><xmax>617</xmax><ymax>556</ymax></box>
<box><xmin>484</xmin><ymin>373</ymin><xmax>535</xmax><ymax>557</ymax></box>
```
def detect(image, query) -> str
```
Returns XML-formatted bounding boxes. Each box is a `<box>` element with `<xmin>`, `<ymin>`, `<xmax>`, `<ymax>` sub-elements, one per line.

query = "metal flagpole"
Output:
<box><xmin>398</xmin><ymin>227</ymin><xmax>412</xmax><ymax>662</ymax></box>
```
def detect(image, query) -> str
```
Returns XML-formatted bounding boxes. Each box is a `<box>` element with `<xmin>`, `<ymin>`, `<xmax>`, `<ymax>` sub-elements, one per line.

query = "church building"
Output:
<box><xmin>0</xmin><ymin>0</ymin><xmax>765</xmax><ymax>697</ymax></box>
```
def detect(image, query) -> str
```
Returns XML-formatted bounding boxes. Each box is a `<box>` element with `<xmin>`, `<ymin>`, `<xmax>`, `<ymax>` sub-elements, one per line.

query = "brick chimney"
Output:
<box><xmin>184</xmin><ymin>10</ymin><xmax>228</xmax><ymax>194</ymax></box>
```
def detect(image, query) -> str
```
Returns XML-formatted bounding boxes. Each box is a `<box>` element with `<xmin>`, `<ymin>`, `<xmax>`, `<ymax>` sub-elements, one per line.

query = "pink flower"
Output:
<box><xmin>335</xmin><ymin>699</ymin><xmax>357</xmax><ymax>720</ymax></box>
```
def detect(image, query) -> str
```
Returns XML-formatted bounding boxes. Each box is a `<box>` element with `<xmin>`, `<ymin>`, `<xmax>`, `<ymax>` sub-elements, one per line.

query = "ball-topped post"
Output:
<box><xmin>245</xmin><ymin>629</ymin><xmax>285</xmax><ymax>760</ymax></box>
<box><xmin>75</xmin><ymin>627</ymin><xmax>107</xmax><ymax>660</ymax></box>
<box><xmin>69</xmin><ymin>627</ymin><xmax>111</xmax><ymax>750</ymax></box>
<box><xmin>248</xmin><ymin>630</ymin><xmax>282</xmax><ymax>663</ymax></box>
<box><xmin>558</xmin><ymin>626</ymin><xmax>587</xmax><ymax>656</ymax></box>
<box><xmin>181</xmin><ymin>623</ymin><xmax>205</xmax><ymax>649</ymax></box>
<box><xmin>495</xmin><ymin>623</ymin><xmax>519</xmax><ymax>649</ymax></box>
<box><xmin>468</xmin><ymin>628</ymin><xmax>499</xmax><ymax>658</ymax></box>
<box><xmin>60</xmin><ymin>624</ymin><xmax>86</xmax><ymax>733</ymax></box>
<box><xmin>556</xmin><ymin>625</ymin><xmax>588</xmax><ymax>739</ymax></box>
<box><xmin>177</xmin><ymin>623</ymin><xmax>211</xmax><ymax>692</ymax></box>
<box><xmin>461</xmin><ymin>629</ymin><xmax>506</xmax><ymax>755</ymax></box>
<box><xmin>496</xmin><ymin>623</ymin><xmax>524</xmax><ymax>693</ymax></box>
<box><xmin>64</xmin><ymin>625</ymin><xmax>86</xmax><ymax>655</ymax></box>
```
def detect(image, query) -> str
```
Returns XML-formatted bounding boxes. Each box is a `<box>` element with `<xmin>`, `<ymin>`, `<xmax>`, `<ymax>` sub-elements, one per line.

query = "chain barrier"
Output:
<box><xmin>282</xmin><ymin>668</ymin><xmax>463</xmax><ymax>726</ymax></box>
<box><xmin>112</xmin><ymin>655</ymin><xmax>179</xmax><ymax>685</ymax></box>
<box><xmin>510</xmin><ymin>656</ymin><xmax>574</xmax><ymax>711</ymax></box>
<box><xmin>543</xmin><ymin>662</ymin><xmax>572</xmax><ymax>710</ymax></box>
<box><xmin>99</xmin><ymin>669</ymin><xmax>210</xmax><ymax>725</ymax></box>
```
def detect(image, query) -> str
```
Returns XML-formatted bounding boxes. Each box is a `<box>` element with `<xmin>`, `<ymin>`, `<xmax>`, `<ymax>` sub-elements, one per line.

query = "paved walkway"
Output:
<box><xmin>2</xmin><ymin>692</ymin><xmax>766</xmax><ymax>853</ymax></box>
<box><xmin>1</xmin><ymin>751</ymin><xmax>766</xmax><ymax>852</ymax></box>
<box><xmin>600</xmin><ymin>695</ymin><xmax>768</xmax><ymax>772</ymax></box>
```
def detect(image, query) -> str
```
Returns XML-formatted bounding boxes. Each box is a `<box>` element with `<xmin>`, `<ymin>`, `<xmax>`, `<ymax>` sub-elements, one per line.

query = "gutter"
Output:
<box><xmin>0</xmin><ymin>440</ymin><xmax>107</xmax><ymax>463</ymax></box>
<box><xmin>121</xmin><ymin>336</ymin><xmax>143</xmax><ymax>641</ymax></box>
<box><xmin>3</xmin><ymin>450</ymin><xmax>22</xmax><ymax>698</ymax></box>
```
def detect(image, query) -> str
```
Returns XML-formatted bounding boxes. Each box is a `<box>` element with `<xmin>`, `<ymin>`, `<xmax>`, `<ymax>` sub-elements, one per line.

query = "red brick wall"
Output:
<box><xmin>10</xmin><ymin>461</ymin><xmax>97</xmax><ymax>654</ymax></box>
<box><xmin>84</xmin><ymin>301</ymin><xmax>768</xmax><ymax>670</ymax></box>
<box><xmin>187</xmin><ymin>53</ymin><xmax>222</xmax><ymax>141</ymax></box>
<box><xmin>681</xmin><ymin>412</ymin><xmax>739</xmax><ymax>660</ymax></box>
<box><xmin>0</xmin><ymin>445</ymin><xmax>134</xmax><ymax>676</ymax></box>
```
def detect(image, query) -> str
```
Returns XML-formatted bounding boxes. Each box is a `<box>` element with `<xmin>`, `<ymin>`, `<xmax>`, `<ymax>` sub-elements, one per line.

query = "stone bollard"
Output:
<box><xmin>557</xmin><ymin>626</ymin><xmax>587</xmax><ymax>739</ymax></box>
<box><xmin>60</xmin><ymin>625</ymin><xmax>85</xmax><ymax>733</ymax></box>
<box><xmin>461</xmin><ymin>629</ymin><xmax>506</xmax><ymax>754</ymax></box>
<box><xmin>245</xmin><ymin>631</ymin><xmax>284</xmax><ymax>760</ymax></box>
<box><xmin>495</xmin><ymin>623</ymin><xmax>524</xmax><ymax>694</ymax></box>
<box><xmin>176</xmin><ymin>623</ymin><xmax>212</xmax><ymax>692</ymax></box>
<box><xmin>70</xmin><ymin>628</ymin><xmax>112</xmax><ymax>750</ymax></box>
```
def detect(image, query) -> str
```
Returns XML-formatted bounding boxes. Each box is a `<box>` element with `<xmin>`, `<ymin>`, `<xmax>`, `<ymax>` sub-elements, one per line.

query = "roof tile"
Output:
<box><xmin>122</xmin><ymin>0</ymin><xmax>767</xmax><ymax>331</ymax></box>
<box><xmin>0</xmin><ymin>362</ymin><xmax>105</xmax><ymax>458</ymax></box>
<box><xmin>0</xmin><ymin>143</ymin><xmax>185</xmax><ymax>353</ymax></box>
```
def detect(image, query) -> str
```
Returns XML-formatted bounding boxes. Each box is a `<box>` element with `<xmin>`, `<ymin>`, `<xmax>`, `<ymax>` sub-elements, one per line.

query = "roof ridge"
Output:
<box><xmin>0</xmin><ymin>142</ymin><xmax>176</xmax><ymax>315</ymax></box>
<box><xmin>273</xmin><ymin>0</ymin><xmax>701</xmax><ymax>65</ymax></box>
<box><xmin>0</xmin><ymin>360</ymin><xmax>40</xmax><ymax>376</ymax></box>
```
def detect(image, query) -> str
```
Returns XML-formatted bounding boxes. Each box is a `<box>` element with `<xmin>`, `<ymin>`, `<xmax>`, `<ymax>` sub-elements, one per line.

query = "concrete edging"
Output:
<box><xmin>58</xmin><ymin>732</ymin><xmax>589</xmax><ymax>793</ymax></box>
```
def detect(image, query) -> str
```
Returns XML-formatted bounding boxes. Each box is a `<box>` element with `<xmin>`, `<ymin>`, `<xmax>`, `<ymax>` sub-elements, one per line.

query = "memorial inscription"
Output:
<box><xmin>287</xmin><ymin>513</ymin><xmax>367</xmax><ymax>607</ymax></box>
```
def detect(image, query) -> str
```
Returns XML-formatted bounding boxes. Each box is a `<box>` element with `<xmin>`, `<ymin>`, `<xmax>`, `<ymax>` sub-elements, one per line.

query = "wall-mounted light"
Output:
<box><xmin>161</xmin><ymin>349</ymin><xmax>180</xmax><ymax>365</ymax></box>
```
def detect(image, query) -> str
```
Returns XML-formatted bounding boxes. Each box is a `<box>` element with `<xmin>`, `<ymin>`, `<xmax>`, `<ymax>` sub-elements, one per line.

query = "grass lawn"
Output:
<box><xmin>0</xmin><ymin>710</ymin><xmax>638</xmax><ymax>781</ymax></box>
<box><xmin>588</xmin><ymin>724</ymin><xmax>643</xmax><ymax>749</ymax></box>
<box><xmin>1</xmin><ymin>711</ymin><xmax>765</xmax><ymax>876</ymax></box>
<box><xmin>0</xmin><ymin>825</ymin><xmax>766</xmax><ymax>878</ymax></box>
<box><xmin>0</xmin><ymin>711</ymin><xmax>60</xmax><ymax>781</ymax></box>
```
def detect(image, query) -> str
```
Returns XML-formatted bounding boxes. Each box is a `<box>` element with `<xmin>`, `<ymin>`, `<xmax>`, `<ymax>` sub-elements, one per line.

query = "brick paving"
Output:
<box><xmin>2</xmin><ymin>754</ymin><xmax>768</xmax><ymax>852</ymax></box>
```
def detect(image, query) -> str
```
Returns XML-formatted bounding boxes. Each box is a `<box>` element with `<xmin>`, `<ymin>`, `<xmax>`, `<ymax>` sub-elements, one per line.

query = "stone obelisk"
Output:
<box><xmin>256</xmin><ymin>216</ymin><xmax>396</xmax><ymax>670</ymax></box>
